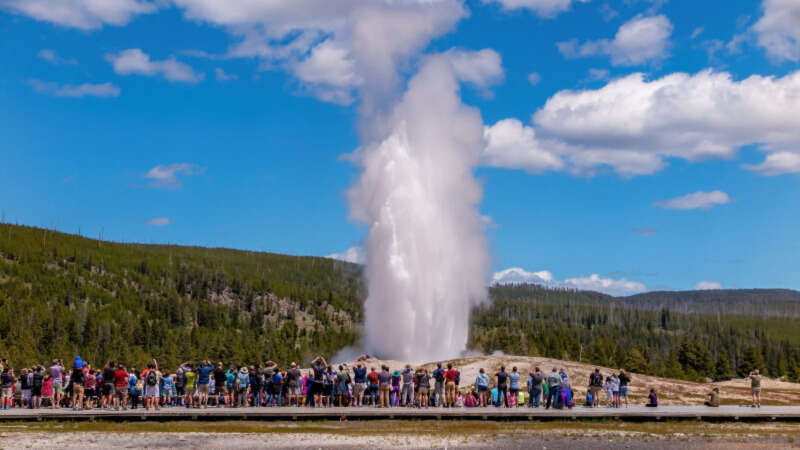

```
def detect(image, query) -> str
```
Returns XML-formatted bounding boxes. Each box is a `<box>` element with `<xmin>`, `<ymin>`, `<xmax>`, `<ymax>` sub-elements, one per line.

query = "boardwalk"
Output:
<box><xmin>2</xmin><ymin>406</ymin><xmax>799</xmax><ymax>422</ymax></box>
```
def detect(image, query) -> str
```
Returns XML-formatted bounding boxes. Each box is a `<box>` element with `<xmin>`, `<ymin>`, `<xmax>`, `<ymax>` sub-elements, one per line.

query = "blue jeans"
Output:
<box><xmin>529</xmin><ymin>387</ymin><xmax>541</xmax><ymax>407</ymax></box>
<box><xmin>546</xmin><ymin>386</ymin><xmax>560</xmax><ymax>409</ymax></box>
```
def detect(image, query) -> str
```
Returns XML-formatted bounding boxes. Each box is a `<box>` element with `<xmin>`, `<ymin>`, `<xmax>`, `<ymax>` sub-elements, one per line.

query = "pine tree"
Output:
<box><xmin>714</xmin><ymin>353</ymin><xmax>733</xmax><ymax>381</ymax></box>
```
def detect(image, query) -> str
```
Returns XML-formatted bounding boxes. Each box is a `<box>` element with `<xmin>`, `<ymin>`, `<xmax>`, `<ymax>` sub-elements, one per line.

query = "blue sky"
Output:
<box><xmin>1</xmin><ymin>0</ymin><xmax>799</xmax><ymax>295</ymax></box>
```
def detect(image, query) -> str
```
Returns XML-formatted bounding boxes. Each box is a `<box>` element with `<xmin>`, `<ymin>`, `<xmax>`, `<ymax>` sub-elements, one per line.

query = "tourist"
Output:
<box><xmin>445</xmin><ymin>364</ymin><xmax>459</xmax><ymax>408</ymax></box>
<box><xmin>114</xmin><ymin>364</ymin><xmax>129</xmax><ymax>411</ymax></box>
<box><xmin>619</xmin><ymin>369</ymin><xmax>631</xmax><ymax>408</ymax></box>
<box><xmin>0</xmin><ymin>366</ymin><xmax>13</xmax><ymax>410</ymax></box>
<box><xmin>70</xmin><ymin>357</ymin><xmax>86</xmax><ymax>411</ymax></box>
<box><xmin>142</xmin><ymin>361</ymin><xmax>161</xmax><ymax>411</ymax></box>
<box><xmin>49</xmin><ymin>359</ymin><xmax>63</xmax><ymax>409</ymax></box>
<box><xmin>646</xmin><ymin>389</ymin><xmax>658</xmax><ymax>407</ymax></box>
<box><xmin>310</xmin><ymin>356</ymin><xmax>328</xmax><ymax>408</ymax></box>
<box><xmin>610</xmin><ymin>373</ymin><xmax>620</xmax><ymax>408</ymax></box>
<box><xmin>236</xmin><ymin>366</ymin><xmax>250</xmax><ymax>407</ymax></box>
<box><xmin>353</xmin><ymin>362</ymin><xmax>367</xmax><ymax>407</ymax></box>
<box><xmin>286</xmin><ymin>362</ymin><xmax>302</xmax><ymax>406</ymax></box>
<box><xmin>336</xmin><ymin>365</ymin><xmax>351</xmax><ymax>407</ymax></box>
<box><xmin>196</xmin><ymin>360</ymin><xmax>214</xmax><ymax>408</ymax></box>
<box><xmin>84</xmin><ymin>368</ymin><xmax>96</xmax><ymax>409</ymax></box>
<box><xmin>433</xmin><ymin>363</ymin><xmax>446</xmax><ymax>407</ymax></box>
<box><xmin>101</xmin><ymin>361</ymin><xmax>116</xmax><ymax>409</ymax></box>
<box><xmin>159</xmin><ymin>370</ymin><xmax>173</xmax><ymax>408</ymax></box>
<box><xmin>527</xmin><ymin>367</ymin><xmax>543</xmax><ymax>408</ymax></box>
<box><xmin>415</xmin><ymin>367</ymin><xmax>430</xmax><ymax>408</ymax></box>
<box><xmin>495</xmin><ymin>365</ymin><xmax>509</xmax><ymax>408</ymax></box>
<box><xmin>509</xmin><ymin>366</ymin><xmax>520</xmax><ymax>407</ymax></box>
<box><xmin>19</xmin><ymin>368</ymin><xmax>30</xmax><ymax>409</ymax></box>
<box><xmin>749</xmin><ymin>369</ymin><xmax>762</xmax><ymax>408</ymax></box>
<box><xmin>129</xmin><ymin>369</ymin><xmax>141</xmax><ymax>409</ymax></box>
<box><xmin>31</xmin><ymin>366</ymin><xmax>44</xmax><ymax>409</ymax></box>
<box><xmin>182</xmin><ymin>363</ymin><xmax>196</xmax><ymax>408</ymax></box>
<box><xmin>271</xmin><ymin>366</ymin><xmax>284</xmax><ymax>406</ymax></box>
<box><xmin>377</xmin><ymin>365</ymin><xmax>391</xmax><ymax>408</ymax></box>
<box><xmin>588</xmin><ymin>368</ymin><xmax>603</xmax><ymax>408</ymax></box>
<box><xmin>475</xmin><ymin>368</ymin><xmax>489</xmax><ymax>407</ymax></box>
<box><xmin>212</xmin><ymin>363</ymin><xmax>227</xmax><ymax>408</ymax></box>
<box><xmin>545</xmin><ymin>368</ymin><xmax>561</xmax><ymax>410</ymax></box>
<box><xmin>390</xmin><ymin>369</ymin><xmax>401</xmax><ymax>407</ymax></box>
<box><xmin>603</xmin><ymin>375</ymin><xmax>614</xmax><ymax>408</ymax></box>
<box><xmin>323</xmin><ymin>366</ymin><xmax>336</xmax><ymax>407</ymax></box>
<box><xmin>401</xmin><ymin>364</ymin><xmax>415</xmax><ymax>407</ymax></box>
<box><xmin>174</xmin><ymin>365</ymin><xmax>185</xmax><ymax>407</ymax></box>
<box><xmin>367</xmin><ymin>366</ymin><xmax>379</xmax><ymax>406</ymax></box>
<box><xmin>705</xmin><ymin>387</ymin><xmax>720</xmax><ymax>407</ymax></box>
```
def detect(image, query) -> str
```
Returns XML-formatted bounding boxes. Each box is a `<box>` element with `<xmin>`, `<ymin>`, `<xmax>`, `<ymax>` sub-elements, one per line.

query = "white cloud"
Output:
<box><xmin>587</xmin><ymin>68</ymin><xmax>609</xmax><ymax>81</ymax></box>
<box><xmin>27</xmin><ymin>79</ymin><xmax>120</xmax><ymax>98</ymax></box>
<box><xmin>557</xmin><ymin>14</ymin><xmax>673</xmax><ymax>66</ymax></box>
<box><xmin>326</xmin><ymin>246</ymin><xmax>366</xmax><ymax>264</ymax></box>
<box><xmin>214</xmin><ymin>68</ymin><xmax>237</xmax><ymax>82</ymax></box>
<box><xmin>482</xmin><ymin>118</ymin><xmax>564</xmax><ymax>173</ymax></box>
<box><xmin>145</xmin><ymin>217</ymin><xmax>170</xmax><ymax>227</ymax></box>
<box><xmin>527</xmin><ymin>72</ymin><xmax>541</xmax><ymax>85</ymax></box>
<box><xmin>691</xmin><ymin>26</ymin><xmax>705</xmax><ymax>40</ymax></box>
<box><xmin>143</xmin><ymin>163</ymin><xmax>204</xmax><ymax>189</ymax></box>
<box><xmin>527</xmin><ymin>69</ymin><xmax>800</xmax><ymax>176</ymax></box>
<box><xmin>492</xmin><ymin>267</ymin><xmax>553</xmax><ymax>284</ymax></box>
<box><xmin>631</xmin><ymin>228</ymin><xmax>657</xmax><ymax>236</ymax></box>
<box><xmin>0</xmin><ymin>0</ymin><xmax>157</xmax><ymax>30</ymax></box>
<box><xmin>106</xmin><ymin>49</ymin><xmax>203</xmax><ymax>83</ymax></box>
<box><xmin>492</xmin><ymin>267</ymin><xmax>646</xmax><ymax>296</ymax></box>
<box><xmin>753</xmin><ymin>0</ymin><xmax>800</xmax><ymax>62</ymax></box>
<box><xmin>562</xmin><ymin>273</ymin><xmax>646</xmax><ymax>296</ymax></box>
<box><xmin>744</xmin><ymin>152</ymin><xmax>800</xmax><ymax>176</ymax></box>
<box><xmin>443</xmin><ymin>48</ymin><xmax>504</xmax><ymax>90</ymax></box>
<box><xmin>37</xmin><ymin>49</ymin><xmax>76</xmax><ymax>65</ymax></box>
<box><xmin>482</xmin><ymin>0</ymin><xmax>591</xmax><ymax>18</ymax></box>
<box><xmin>695</xmin><ymin>280</ymin><xmax>722</xmax><ymax>290</ymax></box>
<box><xmin>172</xmin><ymin>0</ymin><xmax>466</xmax><ymax>105</ymax></box>
<box><xmin>653</xmin><ymin>190</ymin><xmax>731</xmax><ymax>210</ymax></box>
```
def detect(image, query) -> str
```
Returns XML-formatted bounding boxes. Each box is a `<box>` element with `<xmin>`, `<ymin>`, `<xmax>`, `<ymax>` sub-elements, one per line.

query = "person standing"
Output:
<box><xmin>101</xmin><ymin>362</ymin><xmax>116</xmax><ymax>409</ymax></box>
<box><xmin>31</xmin><ymin>366</ymin><xmax>44</xmax><ymax>409</ymax></box>
<box><xmin>352</xmin><ymin>362</ymin><xmax>367</xmax><ymax>407</ymax></box>
<box><xmin>310</xmin><ymin>356</ymin><xmax>328</xmax><ymax>408</ymax></box>
<box><xmin>444</xmin><ymin>364</ymin><xmax>459</xmax><ymax>408</ymax></box>
<box><xmin>495</xmin><ymin>366</ymin><xmax>509</xmax><ymax>408</ymax></box>
<box><xmin>610</xmin><ymin>373</ymin><xmax>620</xmax><ymax>408</ymax></box>
<box><xmin>415</xmin><ymin>367</ymin><xmax>430</xmax><ymax>408</ymax></box>
<box><xmin>114</xmin><ymin>364</ymin><xmax>129</xmax><ymax>411</ymax></box>
<box><xmin>618</xmin><ymin>370</ymin><xmax>631</xmax><ymax>408</ymax></box>
<box><xmin>286</xmin><ymin>363</ymin><xmax>302</xmax><ymax>406</ymax></box>
<box><xmin>588</xmin><ymin>369</ymin><xmax>603</xmax><ymax>408</ymax></box>
<box><xmin>336</xmin><ymin>365</ymin><xmax>350</xmax><ymax>407</ymax></box>
<box><xmin>50</xmin><ymin>359</ymin><xmax>63</xmax><ymax>409</ymax></box>
<box><xmin>129</xmin><ymin>369</ymin><xmax>142</xmax><ymax>409</ymax></box>
<box><xmin>367</xmin><ymin>366</ymin><xmax>380</xmax><ymax>407</ymax></box>
<box><xmin>509</xmin><ymin>367</ymin><xmax>521</xmax><ymax>407</ymax></box>
<box><xmin>236</xmin><ymin>367</ymin><xmax>250</xmax><ymax>408</ymax></box>
<box><xmin>432</xmin><ymin>363</ymin><xmax>446</xmax><ymax>408</ymax></box>
<box><xmin>749</xmin><ymin>369</ymin><xmax>762</xmax><ymax>408</ymax></box>
<box><xmin>0</xmin><ymin>367</ymin><xmax>13</xmax><ymax>410</ymax></box>
<box><xmin>378</xmin><ymin>365</ymin><xmax>391</xmax><ymax>408</ymax></box>
<box><xmin>475</xmin><ymin>368</ymin><xmax>489</xmax><ymax>407</ymax></box>
<box><xmin>401</xmin><ymin>364</ymin><xmax>415</xmax><ymax>407</ymax></box>
<box><xmin>196</xmin><ymin>360</ymin><xmax>214</xmax><ymax>409</ymax></box>
<box><xmin>545</xmin><ymin>368</ymin><xmax>561</xmax><ymax>409</ymax></box>
<box><xmin>527</xmin><ymin>367</ymin><xmax>544</xmax><ymax>408</ymax></box>
<box><xmin>70</xmin><ymin>360</ymin><xmax>86</xmax><ymax>411</ymax></box>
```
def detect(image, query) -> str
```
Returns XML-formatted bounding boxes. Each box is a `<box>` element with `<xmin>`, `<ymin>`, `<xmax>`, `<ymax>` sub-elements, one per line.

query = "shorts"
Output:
<box><xmin>311</xmin><ymin>381</ymin><xmax>324</xmax><ymax>395</ymax></box>
<box><xmin>22</xmin><ymin>389</ymin><xmax>31</xmax><ymax>400</ymax></box>
<box><xmin>619</xmin><ymin>386</ymin><xmax>628</xmax><ymax>397</ymax></box>
<box><xmin>446</xmin><ymin>381</ymin><xmax>456</xmax><ymax>397</ymax></box>
<box><xmin>84</xmin><ymin>388</ymin><xmax>95</xmax><ymax>398</ymax></box>
<box><xmin>287</xmin><ymin>386</ymin><xmax>299</xmax><ymax>396</ymax></box>
<box><xmin>417</xmin><ymin>387</ymin><xmax>429</xmax><ymax>396</ymax></box>
<box><xmin>161</xmin><ymin>390</ymin><xmax>172</xmax><ymax>398</ymax></box>
<box><xmin>52</xmin><ymin>381</ymin><xmax>63</xmax><ymax>393</ymax></box>
<box><xmin>73</xmin><ymin>384</ymin><xmax>84</xmax><ymax>397</ymax></box>
<box><xmin>1</xmin><ymin>387</ymin><xmax>11</xmax><ymax>397</ymax></box>
<box><xmin>32</xmin><ymin>386</ymin><xmax>42</xmax><ymax>397</ymax></box>
<box><xmin>354</xmin><ymin>383</ymin><xmax>366</xmax><ymax>399</ymax></box>
<box><xmin>606</xmin><ymin>390</ymin><xmax>613</xmax><ymax>399</ymax></box>
<box><xmin>216</xmin><ymin>385</ymin><xmax>227</xmax><ymax>395</ymax></box>
<box><xmin>477</xmin><ymin>385</ymin><xmax>488</xmax><ymax>392</ymax></box>
<box><xmin>613</xmin><ymin>390</ymin><xmax>620</xmax><ymax>397</ymax></box>
<box><xmin>752</xmin><ymin>388</ymin><xmax>761</xmax><ymax>395</ymax></box>
<box><xmin>116</xmin><ymin>386</ymin><xmax>128</xmax><ymax>398</ymax></box>
<box><xmin>197</xmin><ymin>384</ymin><xmax>210</xmax><ymax>395</ymax></box>
<box><xmin>272</xmin><ymin>384</ymin><xmax>283</xmax><ymax>395</ymax></box>
<box><xmin>175</xmin><ymin>385</ymin><xmax>185</xmax><ymax>396</ymax></box>
<box><xmin>103</xmin><ymin>383</ymin><xmax>114</xmax><ymax>396</ymax></box>
<box><xmin>144</xmin><ymin>385</ymin><xmax>160</xmax><ymax>398</ymax></box>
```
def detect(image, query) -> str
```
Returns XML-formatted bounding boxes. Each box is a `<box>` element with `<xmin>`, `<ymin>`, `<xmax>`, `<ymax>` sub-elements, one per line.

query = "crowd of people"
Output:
<box><xmin>0</xmin><ymin>356</ymin><xmax>765</xmax><ymax>411</ymax></box>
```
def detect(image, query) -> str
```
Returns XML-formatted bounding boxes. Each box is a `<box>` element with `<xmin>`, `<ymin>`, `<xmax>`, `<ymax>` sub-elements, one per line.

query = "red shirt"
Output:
<box><xmin>367</xmin><ymin>371</ymin><xmax>379</xmax><ymax>385</ymax></box>
<box><xmin>113</xmin><ymin>370</ymin><xmax>128</xmax><ymax>387</ymax></box>
<box><xmin>445</xmin><ymin>369</ymin><xmax>458</xmax><ymax>383</ymax></box>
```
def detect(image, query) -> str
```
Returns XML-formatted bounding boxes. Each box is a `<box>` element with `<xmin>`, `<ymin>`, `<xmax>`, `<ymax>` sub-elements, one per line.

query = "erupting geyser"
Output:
<box><xmin>348</xmin><ymin>56</ymin><xmax>491</xmax><ymax>362</ymax></box>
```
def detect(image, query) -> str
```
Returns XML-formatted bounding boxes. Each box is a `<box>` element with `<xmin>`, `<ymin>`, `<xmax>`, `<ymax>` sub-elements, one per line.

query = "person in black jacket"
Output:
<box><xmin>618</xmin><ymin>370</ymin><xmax>631</xmax><ymax>408</ymax></box>
<box><xmin>31</xmin><ymin>366</ymin><xmax>44</xmax><ymax>409</ymax></box>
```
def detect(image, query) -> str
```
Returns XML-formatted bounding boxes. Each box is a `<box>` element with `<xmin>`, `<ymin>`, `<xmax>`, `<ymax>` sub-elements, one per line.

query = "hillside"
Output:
<box><xmin>2</xmin><ymin>223</ymin><xmax>800</xmax><ymax>385</ymax></box>
<box><xmin>0</xmin><ymin>223</ymin><xmax>364</xmax><ymax>368</ymax></box>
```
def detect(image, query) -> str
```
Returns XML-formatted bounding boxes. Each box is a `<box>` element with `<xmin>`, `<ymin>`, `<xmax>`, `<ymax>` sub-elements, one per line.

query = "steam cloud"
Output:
<box><xmin>348</xmin><ymin>54</ymin><xmax>493</xmax><ymax>362</ymax></box>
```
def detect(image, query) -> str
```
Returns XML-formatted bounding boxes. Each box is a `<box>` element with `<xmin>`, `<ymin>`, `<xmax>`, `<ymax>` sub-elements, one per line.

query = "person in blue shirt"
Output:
<box><xmin>352</xmin><ymin>363</ymin><xmax>367</xmax><ymax>407</ymax></box>
<box><xmin>509</xmin><ymin>367</ymin><xmax>521</xmax><ymax>407</ymax></box>
<box><xmin>160</xmin><ymin>372</ymin><xmax>174</xmax><ymax>407</ymax></box>
<box><xmin>432</xmin><ymin>363</ymin><xmax>446</xmax><ymax>407</ymax></box>
<box><xmin>225</xmin><ymin>367</ymin><xmax>236</xmax><ymax>408</ymax></box>
<box><xmin>196</xmin><ymin>360</ymin><xmax>214</xmax><ymax>408</ymax></box>
<box><xmin>128</xmin><ymin>369</ymin><xmax>141</xmax><ymax>409</ymax></box>
<box><xmin>475</xmin><ymin>368</ymin><xmax>489</xmax><ymax>407</ymax></box>
<box><xmin>236</xmin><ymin>367</ymin><xmax>250</xmax><ymax>408</ymax></box>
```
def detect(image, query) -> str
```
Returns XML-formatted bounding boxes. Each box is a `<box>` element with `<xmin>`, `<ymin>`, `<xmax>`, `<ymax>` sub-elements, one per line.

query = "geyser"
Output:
<box><xmin>348</xmin><ymin>56</ymin><xmax>491</xmax><ymax>362</ymax></box>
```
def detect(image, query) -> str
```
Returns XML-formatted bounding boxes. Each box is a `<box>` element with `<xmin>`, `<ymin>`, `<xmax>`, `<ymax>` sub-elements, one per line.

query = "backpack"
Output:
<box><xmin>434</xmin><ymin>369</ymin><xmax>444</xmax><ymax>382</ymax></box>
<box><xmin>454</xmin><ymin>371</ymin><xmax>460</xmax><ymax>385</ymax></box>
<box><xmin>146</xmin><ymin>370</ymin><xmax>158</xmax><ymax>386</ymax></box>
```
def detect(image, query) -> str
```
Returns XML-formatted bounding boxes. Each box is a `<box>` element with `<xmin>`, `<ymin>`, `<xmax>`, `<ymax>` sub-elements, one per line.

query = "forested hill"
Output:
<box><xmin>0</xmin><ymin>223</ymin><xmax>364</xmax><ymax>369</ymax></box>
<box><xmin>471</xmin><ymin>283</ymin><xmax>800</xmax><ymax>383</ymax></box>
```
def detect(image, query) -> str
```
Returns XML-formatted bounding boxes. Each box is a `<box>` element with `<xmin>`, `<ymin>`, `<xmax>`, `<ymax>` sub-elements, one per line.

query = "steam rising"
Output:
<box><xmin>349</xmin><ymin>56</ymin><xmax>492</xmax><ymax>362</ymax></box>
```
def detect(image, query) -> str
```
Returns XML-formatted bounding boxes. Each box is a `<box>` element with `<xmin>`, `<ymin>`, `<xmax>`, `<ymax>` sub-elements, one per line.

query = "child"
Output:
<box><xmin>584</xmin><ymin>390</ymin><xmax>593</xmax><ymax>407</ymax></box>
<box><xmin>646</xmin><ymin>389</ymin><xmax>658</xmax><ymax>407</ymax></box>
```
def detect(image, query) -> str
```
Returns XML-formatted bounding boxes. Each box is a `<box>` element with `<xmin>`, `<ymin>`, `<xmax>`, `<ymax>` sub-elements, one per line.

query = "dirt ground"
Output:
<box><xmin>339</xmin><ymin>354</ymin><xmax>800</xmax><ymax>406</ymax></box>
<box><xmin>1</xmin><ymin>420</ymin><xmax>799</xmax><ymax>449</ymax></box>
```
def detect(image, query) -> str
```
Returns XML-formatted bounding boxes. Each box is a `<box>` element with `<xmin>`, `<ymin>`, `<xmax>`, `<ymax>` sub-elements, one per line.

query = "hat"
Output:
<box><xmin>74</xmin><ymin>355</ymin><xmax>84</xmax><ymax>369</ymax></box>
<box><xmin>392</xmin><ymin>370</ymin><xmax>401</xmax><ymax>377</ymax></box>
<box><xmin>291</xmin><ymin>362</ymin><xmax>296</xmax><ymax>367</ymax></box>
<box><xmin>240</xmin><ymin>367</ymin><xmax>249</xmax><ymax>374</ymax></box>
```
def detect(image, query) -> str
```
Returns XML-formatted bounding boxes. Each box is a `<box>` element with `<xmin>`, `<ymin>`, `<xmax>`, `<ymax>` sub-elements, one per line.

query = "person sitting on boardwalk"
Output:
<box><xmin>646</xmin><ymin>389</ymin><xmax>658</xmax><ymax>407</ymax></box>
<box><xmin>749</xmin><ymin>370</ymin><xmax>762</xmax><ymax>408</ymax></box>
<box><xmin>705</xmin><ymin>387</ymin><xmax>720</xmax><ymax>407</ymax></box>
